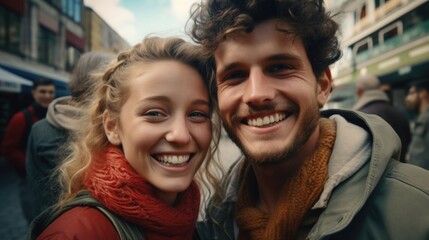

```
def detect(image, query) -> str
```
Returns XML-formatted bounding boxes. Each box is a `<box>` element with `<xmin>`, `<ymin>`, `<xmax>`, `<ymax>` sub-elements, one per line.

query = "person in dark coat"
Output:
<box><xmin>352</xmin><ymin>74</ymin><xmax>411</xmax><ymax>162</ymax></box>
<box><xmin>405</xmin><ymin>80</ymin><xmax>429</xmax><ymax>169</ymax></box>
<box><xmin>2</xmin><ymin>79</ymin><xmax>55</xmax><ymax>223</ymax></box>
<box><xmin>2</xmin><ymin>79</ymin><xmax>55</xmax><ymax>177</ymax></box>
<box><xmin>26</xmin><ymin>51</ymin><xmax>115</xmax><ymax>221</ymax></box>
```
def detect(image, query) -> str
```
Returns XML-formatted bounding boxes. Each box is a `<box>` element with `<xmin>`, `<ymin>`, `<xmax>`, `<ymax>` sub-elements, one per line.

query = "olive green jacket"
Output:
<box><xmin>197</xmin><ymin>110</ymin><xmax>429</xmax><ymax>240</ymax></box>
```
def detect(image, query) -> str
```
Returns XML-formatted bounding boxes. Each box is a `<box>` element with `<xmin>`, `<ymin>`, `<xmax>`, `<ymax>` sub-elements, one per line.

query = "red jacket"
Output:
<box><xmin>2</xmin><ymin>105</ymin><xmax>41</xmax><ymax>177</ymax></box>
<box><xmin>37</xmin><ymin>207</ymin><xmax>120</xmax><ymax>240</ymax></box>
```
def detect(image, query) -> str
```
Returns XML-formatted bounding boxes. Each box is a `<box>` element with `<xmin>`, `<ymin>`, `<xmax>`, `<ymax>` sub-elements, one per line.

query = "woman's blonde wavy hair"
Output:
<box><xmin>57</xmin><ymin>37</ymin><xmax>224</xmax><ymax>211</ymax></box>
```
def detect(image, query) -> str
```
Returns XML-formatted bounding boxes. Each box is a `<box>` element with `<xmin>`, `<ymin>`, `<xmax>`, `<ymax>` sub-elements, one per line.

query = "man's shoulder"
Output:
<box><xmin>418</xmin><ymin>108</ymin><xmax>429</xmax><ymax>122</ymax></box>
<box><xmin>353</xmin><ymin>162</ymin><xmax>429</xmax><ymax>238</ymax></box>
<box><xmin>32</xmin><ymin>118</ymin><xmax>63</xmax><ymax>133</ymax></box>
<box><xmin>381</xmin><ymin>161</ymin><xmax>429</xmax><ymax>196</ymax></box>
<box><xmin>29</xmin><ymin>119</ymin><xmax>68</xmax><ymax>148</ymax></box>
<box><xmin>8</xmin><ymin>109</ymin><xmax>27</xmax><ymax>123</ymax></box>
<box><xmin>314</xmin><ymin>161</ymin><xmax>429</xmax><ymax>239</ymax></box>
<box><xmin>321</xmin><ymin>109</ymin><xmax>392</xmax><ymax>132</ymax></box>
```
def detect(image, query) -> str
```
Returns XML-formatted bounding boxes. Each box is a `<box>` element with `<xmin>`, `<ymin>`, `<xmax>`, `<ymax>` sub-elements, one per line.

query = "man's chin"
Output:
<box><xmin>242</xmin><ymin>148</ymin><xmax>293</xmax><ymax>166</ymax></box>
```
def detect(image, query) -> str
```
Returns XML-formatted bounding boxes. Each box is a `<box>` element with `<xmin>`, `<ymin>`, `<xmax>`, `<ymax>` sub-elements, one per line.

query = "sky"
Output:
<box><xmin>84</xmin><ymin>0</ymin><xmax>199</xmax><ymax>46</ymax></box>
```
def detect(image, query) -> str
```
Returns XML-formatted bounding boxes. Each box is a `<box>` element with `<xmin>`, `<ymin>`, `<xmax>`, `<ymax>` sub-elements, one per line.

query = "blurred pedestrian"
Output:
<box><xmin>352</xmin><ymin>74</ymin><xmax>411</xmax><ymax>162</ymax></box>
<box><xmin>26</xmin><ymin>52</ymin><xmax>115</xmax><ymax>221</ymax></box>
<box><xmin>405</xmin><ymin>80</ymin><xmax>429</xmax><ymax>170</ymax></box>
<box><xmin>1</xmin><ymin>78</ymin><xmax>55</xmax><ymax>223</ymax></box>
<box><xmin>29</xmin><ymin>37</ymin><xmax>222</xmax><ymax>239</ymax></box>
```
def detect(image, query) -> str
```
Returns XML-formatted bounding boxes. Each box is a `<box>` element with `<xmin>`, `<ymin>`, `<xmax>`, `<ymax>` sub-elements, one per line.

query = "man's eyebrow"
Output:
<box><xmin>266</xmin><ymin>53</ymin><xmax>302</xmax><ymax>62</ymax></box>
<box><xmin>217</xmin><ymin>53</ymin><xmax>302</xmax><ymax>74</ymax></box>
<box><xmin>217</xmin><ymin>63</ymin><xmax>241</xmax><ymax>75</ymax></box>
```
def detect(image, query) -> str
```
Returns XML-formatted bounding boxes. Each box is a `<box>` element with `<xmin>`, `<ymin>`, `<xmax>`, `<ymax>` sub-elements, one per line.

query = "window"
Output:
<box><xmin>0</xmin><ymin>6</ymin><xmax>22</xmax><ymax>54</ymax></box>
<box><xmin>73</xmin><ymin>0</ymin><xmax>81</xmax><ymax>22</ymax></box>
<box><xmin>66</xmin><ymin>45</ymin><xmax>81</xmax><ymax>71</ymax></box>
<box><xmin>61</xmin><ymin>0</ymin><xmax>82</xmax><ymax>23</ymax></box>
<box><xmin>38</xmin><ymin>26</ymin><xmax>56</xmax><ymax>66</ymax></box>
<box><xmin>61</xmin><ymin>0</ymin><xmax>67</xmax><ymax>12</ymax></box>
<box><xmin>379</xmin><ymin>22</ymin><xmax>403</xmax><ymax>43</ymax></box>
<box><xmin>67</xmin><ymin>0</ymin><xmax>73</xmax><ymax>17</ymax></box>
<box><xmin>44</xmin><ymin>0</ymin><xmax>61</xmax><ymax>8</ymax></box>
<box><xmin>375</xmin><ymin>0</ymin><xmax>381</xmax><ymax>8</ymax></box>
<box><xmin>354</xmin><ymin>4</ymin><xmax>367</xmax><ymax>24</ymax></box>
<box><xmin>353</xmin><ymin>37</ymin><xmax>373</xmax><ymax>56</ymax></box>
<box><xmin>360</xmin><ymin>4</ymin><xmax>367</xmax><ymax>19</ymax></box>
<box><xmin>375</xmin><ymin>0</ymin><xmax>391</xmax><ymax>8</ymax></box>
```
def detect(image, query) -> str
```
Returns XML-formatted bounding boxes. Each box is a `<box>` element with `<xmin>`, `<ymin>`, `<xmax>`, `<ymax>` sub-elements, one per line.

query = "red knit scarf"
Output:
<box><xmin>83</xmin><ymin>145</ymin><xmax>200</xmax><ymax>240</ymax></box>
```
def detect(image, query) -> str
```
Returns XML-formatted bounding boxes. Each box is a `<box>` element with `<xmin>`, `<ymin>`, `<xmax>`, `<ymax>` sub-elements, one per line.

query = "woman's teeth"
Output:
<box><xmin>155</xmin><ymin>155</ymin><xmax>191</xmax><ymax>166</ymax></box>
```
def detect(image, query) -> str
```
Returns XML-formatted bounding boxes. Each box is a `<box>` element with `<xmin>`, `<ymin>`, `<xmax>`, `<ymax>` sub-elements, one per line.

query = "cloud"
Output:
<box><xmin>84</xmin><ymin>0</ymin><xmax>136</xmax><ymax>44</ymax></box>
<box><xmin>170</xmin><ymin>0</ymin><xmax>199</xmax><ymax>21</ymax></box>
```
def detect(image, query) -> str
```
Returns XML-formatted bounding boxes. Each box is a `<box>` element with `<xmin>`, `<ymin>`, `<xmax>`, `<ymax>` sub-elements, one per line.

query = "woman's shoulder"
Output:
<box><xmin>37</xmin><ymin>206</ymin><xmax>120</xmax><ymax>240</ymax></box>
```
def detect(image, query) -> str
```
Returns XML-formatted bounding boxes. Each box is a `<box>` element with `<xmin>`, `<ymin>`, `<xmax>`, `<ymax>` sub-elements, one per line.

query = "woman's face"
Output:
<box><xmin>105</xmin><ymin>60</ymin><xmax>212</xmax><ymax>204</ymax></box>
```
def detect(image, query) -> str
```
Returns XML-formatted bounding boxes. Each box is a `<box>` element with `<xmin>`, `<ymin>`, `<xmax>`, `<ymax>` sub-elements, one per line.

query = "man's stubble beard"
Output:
<box><xmin>222</xmin><ymin>103</ymin><xmax>320</xmax><ymax>166</ymax></box>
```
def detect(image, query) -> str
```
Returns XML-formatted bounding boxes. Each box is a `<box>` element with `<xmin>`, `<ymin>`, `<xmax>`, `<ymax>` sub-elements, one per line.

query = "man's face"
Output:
<box><xmin>405</xmin><ymin>86</ymin><xmax>420</xmax><ymax>112</ymax></box>
<box><xmin>214</xmin><ymin>19</ymin><xmax>332</xmax><ymax>165</ymax></box>
<box><xmin>32</xmin><ymin>84</ymin><xmax>55</xmax><ymax>108</ymax></box>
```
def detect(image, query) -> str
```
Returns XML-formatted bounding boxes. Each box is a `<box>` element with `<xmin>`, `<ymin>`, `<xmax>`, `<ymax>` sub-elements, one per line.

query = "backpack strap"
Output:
<box><xmin>28</xmin><ymin>191</ymin><xmax>146</xmax><ymax>240</ymax></box>
<box><xmin>21</xmin><ymin>108</ymin><xmax>33</xmax><ymax>149</ymax></box>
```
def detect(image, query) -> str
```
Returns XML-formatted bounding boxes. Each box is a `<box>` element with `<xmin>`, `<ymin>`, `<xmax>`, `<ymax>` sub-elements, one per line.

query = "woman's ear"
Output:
<box><xmin>103</xmin><ymin>110</ymin><xmax>122</xmax><ymax>145</ymax></box>
<box><xmin>316</xmin><ymin>68</ymin><xmax>333</xmax><ymax>108</ymax></box>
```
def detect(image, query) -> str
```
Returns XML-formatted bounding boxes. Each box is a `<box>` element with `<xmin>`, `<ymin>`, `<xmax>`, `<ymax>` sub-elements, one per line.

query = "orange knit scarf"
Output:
<box><xmin>84</xmin><ymin>145</ymin><xmax>200</xmax><ymax>240</ymax></box>
<box><xmin>235</xmin><ymin>119</ymin><xmax>336</xmax><ymax>240</ymax></box>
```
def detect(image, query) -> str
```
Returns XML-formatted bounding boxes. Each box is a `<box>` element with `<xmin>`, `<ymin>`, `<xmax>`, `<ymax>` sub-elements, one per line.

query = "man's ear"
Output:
<box><xmin>316</xmin><ymin>68</ymin><xmax>333</xmax><ymax>108</ymax></box>
<box><xmin>103</xmin><ymin>110</ymin><xmax>121</xmax><ymax>146</ymax></box>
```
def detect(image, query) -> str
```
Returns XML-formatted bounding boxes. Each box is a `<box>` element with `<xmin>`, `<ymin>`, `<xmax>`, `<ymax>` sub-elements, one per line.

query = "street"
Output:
<box><xmin>0</xmin><ymin>157</ymin><xmax>27</xmax><ymax>240</ymax></box>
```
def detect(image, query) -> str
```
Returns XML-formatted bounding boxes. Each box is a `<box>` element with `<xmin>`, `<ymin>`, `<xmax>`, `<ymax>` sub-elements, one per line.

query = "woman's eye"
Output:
<box><xmin>189</xmin><ymin>111</ymin><xmax>209</xmax><ymax>121</ymax></box>
<box><xmin>143</xmin><ymin>110</ymin><xmax>164</xmax><ymax>117</ymax></box>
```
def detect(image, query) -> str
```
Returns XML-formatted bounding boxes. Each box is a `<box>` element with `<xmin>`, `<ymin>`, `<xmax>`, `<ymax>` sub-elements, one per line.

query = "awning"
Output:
<box><xmin>0</xmin><ymin>66</ymin><xmax>33</xmax><ymax>93</ymax></box>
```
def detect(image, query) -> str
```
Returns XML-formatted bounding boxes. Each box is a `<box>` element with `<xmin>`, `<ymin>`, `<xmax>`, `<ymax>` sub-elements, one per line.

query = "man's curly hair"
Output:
<box><xmin>188</xmin><ymin>0</ymin><xmax>342</xmax><ymax>77</ymax></box>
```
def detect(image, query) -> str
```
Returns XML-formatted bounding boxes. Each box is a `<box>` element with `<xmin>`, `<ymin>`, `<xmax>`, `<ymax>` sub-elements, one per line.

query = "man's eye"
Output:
<box><xmin>268</xmin><ymin>64</ymin><xmax>292</xmax><ymax>73</ymax></box>
<box><xmin>39</xmin><ymin>90</ymin><xmax>54</xmax><ymax>94</ymax></box>
<box><xmin>223</xmin><ymin>71</ymin><xmax>247</xmax><ymax>81</ymax></box>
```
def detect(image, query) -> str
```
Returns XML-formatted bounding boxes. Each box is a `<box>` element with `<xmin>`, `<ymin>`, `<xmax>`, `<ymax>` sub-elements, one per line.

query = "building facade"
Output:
<box><xmin>0</xmin><ymin>0</ymin><xmax>85</xmax><ymax>141</ymax></box>
<box><xmin>327</xmin><ymin>0</ymin><xmax>429</xmax><ymax>112</ymax></box>
<box><xmin>83</xmin><ymin>6</ymin><xmax>130</xmax><ymax>54</ymax></box>
<box><xmin>0</xmin><ymin>0</ymin><xmax>129</xmax><ymax>146</ymax></box>
<box><xmin>0</xmin><ymin>0</ymin><xmax>85</xmax><ymax>94</ymax></box>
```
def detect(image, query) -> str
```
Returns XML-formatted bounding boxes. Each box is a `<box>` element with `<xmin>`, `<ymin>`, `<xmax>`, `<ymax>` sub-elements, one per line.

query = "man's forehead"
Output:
<box><xmin>35</xmin><ymin>85</ymin><xmax>55</xmax><ymax>90</ymax></box>
<box><xmin>214</xmin><ymin>20</ymin><xmax>304</xmax><ymax>68</ymax></box>
<box><xmin>221</xmin><ymin>20</ymin><xmax>293</xmax><ymax>42</ymax></box>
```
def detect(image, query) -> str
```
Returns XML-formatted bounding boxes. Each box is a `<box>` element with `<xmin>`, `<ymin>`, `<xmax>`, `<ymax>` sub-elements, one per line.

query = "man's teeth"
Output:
<box><xmin>156</xmin><ymin>155</ymin><xmax>190</xmax><ymax>165</ymax></box>
<box><xmin>247</xmin><ymin>113</ymin><xmax>286</xmax><ymax>127</ymax></box>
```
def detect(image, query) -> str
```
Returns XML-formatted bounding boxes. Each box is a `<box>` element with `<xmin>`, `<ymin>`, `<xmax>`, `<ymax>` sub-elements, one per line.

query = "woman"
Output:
<box><xmin>29</xmin><ymin>37</ymin><xmax>222</xmax><ymax>240</ymax></box>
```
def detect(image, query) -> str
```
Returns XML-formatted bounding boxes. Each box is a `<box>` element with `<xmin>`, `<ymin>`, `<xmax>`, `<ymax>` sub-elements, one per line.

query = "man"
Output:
<box><xmin>405</xmin><ymin>80</ymin><xmax>429</xmax><ymax>170</ymax></box>
<box><xmin>2</xmin><ymin>79</ymin><xmax>55</xmax><ymax>177</ymax></box>
<box><xmin>189</xmin><ymin>0</ymin><xmax>429</xmax><ymax>239</ymax></box>
<box><xmin>26</xmin><ymin>52</ymin><xmax>114</xmax><ymax>221</ymax></box>
<box><xmin>352</xmin><ymin>74</ymin><xmax>411</xmax><ymax>162</ymax></box>
<box><xmin>2</xmin><ymin>78</ymin><xmax>55</xmax><ymax>223</ymax></box>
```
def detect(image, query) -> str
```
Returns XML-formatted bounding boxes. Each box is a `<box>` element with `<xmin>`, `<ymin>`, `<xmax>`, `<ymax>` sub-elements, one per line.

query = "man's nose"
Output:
<box><xmin>242</xmin><ymin>68</ymin><xmax>275</xmax><ymax>105</ymax></box>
